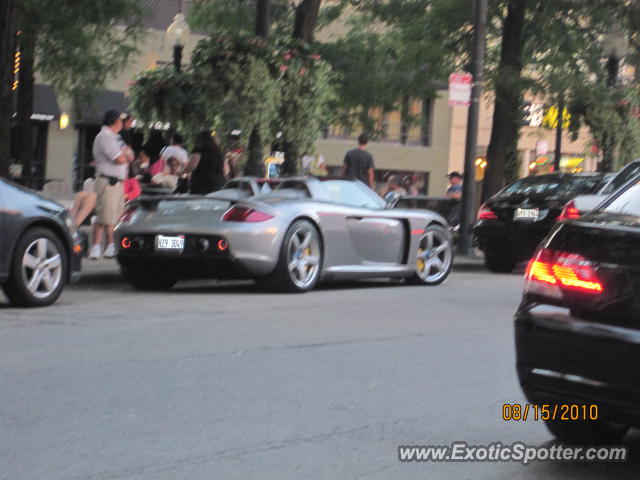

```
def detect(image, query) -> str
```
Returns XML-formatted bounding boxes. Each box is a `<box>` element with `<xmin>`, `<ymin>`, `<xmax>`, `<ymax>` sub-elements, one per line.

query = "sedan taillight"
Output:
<box><xmin>477</xmin><ymin>203</ymin><xmax>497</xmax><ymax>220</ymax></box>
<box><xmin>222</xmin><ymin>205</ymin><xmax>274</xmax><ymax>222</ymax></box>
<box><xmin>556</xmin><ymin>200</ymin><xmax>581</xmax><ymax>221</ymax></box>
<box><xmin>525</xmin><ymin>248</ymin><xmax>603</xmax><ymax>298</ymax></box>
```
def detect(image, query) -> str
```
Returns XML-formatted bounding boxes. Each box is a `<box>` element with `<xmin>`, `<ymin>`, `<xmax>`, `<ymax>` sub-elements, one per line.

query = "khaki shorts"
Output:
<box><xmin>95</xmin><ymin>176</ymin><xmax>125</xmax><ymax>225</ymax></box>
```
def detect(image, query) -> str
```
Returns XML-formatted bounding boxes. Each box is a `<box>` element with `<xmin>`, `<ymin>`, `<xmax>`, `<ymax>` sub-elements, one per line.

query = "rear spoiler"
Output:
<box><xmin>132</xmin><ymin>194</ymin><xmax>239</xmax><ymax>209</ymax></box>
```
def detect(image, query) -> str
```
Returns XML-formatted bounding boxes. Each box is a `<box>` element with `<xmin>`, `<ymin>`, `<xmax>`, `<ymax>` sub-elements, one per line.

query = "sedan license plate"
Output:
<box><xmin>514</xmin><ymin>208</ymin><xmax>539</xmax><ymax>221</ymax></box>
<box><xmin>155</xmin><ymin>234</ymin><xmax>185</xmax><ymax>251</ymax></box>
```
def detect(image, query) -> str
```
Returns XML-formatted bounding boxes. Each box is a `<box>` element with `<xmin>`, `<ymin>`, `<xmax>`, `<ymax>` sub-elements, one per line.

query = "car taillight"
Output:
<box><xmin>119</xmin><ymin>206</ymin><xmax>138</xmax><ymax>223</ymax></box>
<box><xmin>525</xmin><ymin>248</ymin><xmax>603</xmax><ymax>298</ymax></box>
<box><xmin>477</xmin><ymin>204</ymin><xmax>497</xmax><ymax>220</ymax></box>
<box><xmin>222</xmin><ymin>205</ymin><xmax>274</xmax><ymax>222</ymax></box>
<box><xmin>557</xmin><ymin>200</ymin><xmax>581</xmax><ymax>221</ymax></box>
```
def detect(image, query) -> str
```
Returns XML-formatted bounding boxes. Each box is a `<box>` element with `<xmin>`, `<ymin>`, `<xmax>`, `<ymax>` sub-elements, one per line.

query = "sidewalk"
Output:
<box><xmin>452</xmin><ymin>253</ymin><xmax>486</xmax><ymax>272</ymax></box>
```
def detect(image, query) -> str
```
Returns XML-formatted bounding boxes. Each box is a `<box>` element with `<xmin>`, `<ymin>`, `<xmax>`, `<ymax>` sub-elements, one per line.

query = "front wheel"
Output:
<box><xmin>2</xmin><ymin>227</ymin><xmax>68</xmax><ymax>307</ymax></box>
<box><xmin>408</xmin><ymin>224</ymin><xmax>453</xmax><ymax>285</ymax></box>
<box><xmin>259</xmin><ymin>219</ymin><xmax>323</xmax><ymax>293</ymax></box>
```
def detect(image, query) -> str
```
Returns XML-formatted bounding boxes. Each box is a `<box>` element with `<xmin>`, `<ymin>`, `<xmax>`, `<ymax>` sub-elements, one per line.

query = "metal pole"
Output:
<box><xmin>553</xmin><ymin>93</ymin><xmax>563</xmax><ymax>172</ymax></box>
<box><xmin>173</xmin><ymin>45</ymin><xmax>182</xmax><ymax>72</ymax></box>
<box><xmin>458</xmin><ymin>0</ymin><xmax>487</xmax><ymax>256</ymax></box>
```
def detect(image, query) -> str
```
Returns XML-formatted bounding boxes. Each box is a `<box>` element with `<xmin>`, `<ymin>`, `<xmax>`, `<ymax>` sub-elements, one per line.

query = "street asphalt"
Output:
<box><xmin>1</xmin><ymin>258</ymin><xmax>638</xmax><ymax>479</ymax></box>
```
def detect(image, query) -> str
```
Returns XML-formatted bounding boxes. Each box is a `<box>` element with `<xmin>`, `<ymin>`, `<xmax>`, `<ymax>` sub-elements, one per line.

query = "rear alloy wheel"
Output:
<box><xmin>3</xmin><ymin>228</ymin><xmax>68</xmax><ymax>307</ymax></box>
<box><xmin>484</xmin><ymin>248</ymin><xmax>517</xmax><ymax>273</ymax></box>
<box><xmin>261</xmin><ymin>220</ymin><xmax>322</xmax><ymax>293</ymax></box>
<box><xmin>409</xmin><ymin>224</ymin><xmax>453</xmax><ymax>285</ymax></box>
<box><xmin>121</xmin><ymin>266</ymin><xmax>178</xmax><ymax>291</ymax></box>
<box><xmin>544</xmin><ymin>418</ymin><xmax>628</xmax><ymax>445</ymax></box>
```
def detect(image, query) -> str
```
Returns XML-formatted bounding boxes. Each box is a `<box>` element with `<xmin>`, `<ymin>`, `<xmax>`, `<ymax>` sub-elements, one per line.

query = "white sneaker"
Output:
<box><xmin>104</xmin><ymin>243</ymin><xmax>116</xmax><ymax>258</ymax></box>
<box><xmin>88</xmin><ymin>244</ymin><xmax>101</xmax><ymax>260</ymax></box>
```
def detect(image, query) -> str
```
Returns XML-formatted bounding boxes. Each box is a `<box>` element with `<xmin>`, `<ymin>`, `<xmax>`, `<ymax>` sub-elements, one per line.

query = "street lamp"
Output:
<box><xmin>166</xmin><ymin>9</ymin><xmax>190</xmax><ymax>72</ymax></box>
<box><xmin>600</xmin><ymin>27</ymin><xmax>629</xmax><ymax>172</ymax></box>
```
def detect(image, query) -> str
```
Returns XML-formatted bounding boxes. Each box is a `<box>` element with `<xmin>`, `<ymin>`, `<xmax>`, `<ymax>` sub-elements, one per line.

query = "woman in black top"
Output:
<box><xmin>186</xmin><ymin>131</ymin><xmax>226</xmax><ymax>194</ymax></box>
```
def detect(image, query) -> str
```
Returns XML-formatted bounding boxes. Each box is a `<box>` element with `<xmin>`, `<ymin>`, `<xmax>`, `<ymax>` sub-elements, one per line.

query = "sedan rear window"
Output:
<box><xmin>603</xmin><ymin>181</ymin><xmax>640</xmax><ymax>216</ymax></box>
<box><xmin>501</xmin><ymin>175</ymin><xmax>603</xmax><ymax>197</ymax></box>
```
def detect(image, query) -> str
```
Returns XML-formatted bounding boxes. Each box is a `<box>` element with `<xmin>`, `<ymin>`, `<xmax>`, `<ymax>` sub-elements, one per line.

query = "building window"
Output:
<box><xmin>325</xmin><ymin>97</ymin><xmax>434</xmax><ymax>146</ymax></box>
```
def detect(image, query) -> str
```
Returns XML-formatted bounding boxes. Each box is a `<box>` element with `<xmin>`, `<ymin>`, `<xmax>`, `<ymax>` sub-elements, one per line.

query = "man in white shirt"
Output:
<box><xmin>88</xmin><ymin>110</ymin><xmax>135</xmax><ymax>259</ymax></box>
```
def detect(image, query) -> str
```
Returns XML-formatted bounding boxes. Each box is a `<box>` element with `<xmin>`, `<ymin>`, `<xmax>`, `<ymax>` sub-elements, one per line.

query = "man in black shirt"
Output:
<box><xmin>342</xmin><ymin>133</ymin><xmax>375</xmax><ymax>188</ymax></box>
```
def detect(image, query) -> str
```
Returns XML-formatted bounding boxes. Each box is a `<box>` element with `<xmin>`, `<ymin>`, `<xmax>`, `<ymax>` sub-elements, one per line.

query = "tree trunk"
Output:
<box><xmin>245</xmin><ymin>0</ymin><xmax>272</xmax><ymax>176</ymax></box>
<box><xmin>481</xmin><ymin>0</ymin><xmax>527</xmax><ymax>201</ymax></box>
<box><xmin>16</xmin><ymin>31</ymin><xmax>36</xmax><ymax>188</ymax></box>
<box><xmin>0</xmin><ymin>0</ymin><xmax>17</xmax><ymax>179</ymax></box>
<box><xmin>244</xmin><ymin>128</ymin><xmax>265</xmax><ymax>177</ymax></box>
<box><xmin>293</xmin><ymin>0</ymin><xmax>321</xmax><ymax>42</ymax></box>
<box><xmin>400</xmin><ymin>94</ymin><xmax>410</xmax><ymax>145</ymax></box>
<box><xmin>256</xmin><ymin>0</ymin><xmax>271</xmax><ymax>38</ymax></box>
<box><xmin>281</xmin><ymin>141</ymin><xmax>299</xmax><ymax>176</ymax></box>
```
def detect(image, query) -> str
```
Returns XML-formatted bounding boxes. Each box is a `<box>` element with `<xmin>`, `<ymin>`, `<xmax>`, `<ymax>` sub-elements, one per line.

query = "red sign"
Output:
<box><xmin>448</xmin><ymin>72</ymin><xmax>473</xmax><ymax>107</ymax></box>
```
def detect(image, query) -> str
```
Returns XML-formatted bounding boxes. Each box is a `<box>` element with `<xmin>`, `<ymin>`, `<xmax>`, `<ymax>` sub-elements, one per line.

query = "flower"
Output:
<box><xmin>311</xmin><ymin>54</ymin><xmax>322</xmax><ymax>61</ymax></box>
<box><xmin>283</xmin><ymin>53</ymin><xmax>293</xmax><ymax>61</ymax></box>
<box><xmin>280</xmin><ymin>65</ymin><xmax>289</xmax><ymax>73</ymax></box>
<box><xmin>299</xmin><ymin>68</ymin><xmax>307</xmax><ymax>76</ymax></box>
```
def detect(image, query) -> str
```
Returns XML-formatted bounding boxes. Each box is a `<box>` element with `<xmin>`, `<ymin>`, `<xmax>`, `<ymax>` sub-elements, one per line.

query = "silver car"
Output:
<box><xmin>115</xmin><ymin>177</ymin><xmax>454</xmax><ymax>292</ymax></box>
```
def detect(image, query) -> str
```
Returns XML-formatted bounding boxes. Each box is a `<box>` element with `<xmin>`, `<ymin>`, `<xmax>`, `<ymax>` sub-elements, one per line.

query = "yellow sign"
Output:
<box><xmin>542</xmin><ymin>105</ymin><xmax>571</xmax><ymax>130</ymax></box>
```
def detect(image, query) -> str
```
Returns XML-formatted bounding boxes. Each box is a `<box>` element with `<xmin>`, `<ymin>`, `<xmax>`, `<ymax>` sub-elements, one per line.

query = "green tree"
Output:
<box><xmin>352</xmin><ymin>0</ymin><xmax>640</xmax><ymax>197</ymax></box>
<box><xmin>13</xmin><ymin>0</ymin><xmax>144</xmax><ymax>186</ymax></box>
<box><xmin>189</xmin><ymin>0</ymin><xmax>294</xmax><ymax>37</ymax></box>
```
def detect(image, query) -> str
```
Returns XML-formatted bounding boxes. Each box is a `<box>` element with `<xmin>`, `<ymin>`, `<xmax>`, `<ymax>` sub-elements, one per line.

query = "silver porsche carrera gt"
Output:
<box><xmin>115</xmin><ymin>177</ymin><xmax>454</xmax><ymax>292</ymax></box>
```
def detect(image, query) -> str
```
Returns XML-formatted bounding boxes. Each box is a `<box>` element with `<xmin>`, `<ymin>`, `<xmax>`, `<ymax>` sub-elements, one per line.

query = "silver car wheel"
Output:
<box><xmin>22</xmin><ymin>238</ymin><xmax>63</xmax><ymax>299</ymax></box>
<box><xmin>416</xmin><ymin>228</ymin><xmax>453</xmax><ymax>284</ymax></box>
<box><xmin>286</xmin><ymin>225</ymin><xmax>321</xmax><ymax>289</ymax></box>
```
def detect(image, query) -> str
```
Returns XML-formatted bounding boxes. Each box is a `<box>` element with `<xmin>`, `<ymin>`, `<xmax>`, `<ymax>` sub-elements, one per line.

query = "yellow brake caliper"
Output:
<box><xmin>416</xmin><ymin>248</ymin><xmax>425</xmax><ymax>272</ymax></box>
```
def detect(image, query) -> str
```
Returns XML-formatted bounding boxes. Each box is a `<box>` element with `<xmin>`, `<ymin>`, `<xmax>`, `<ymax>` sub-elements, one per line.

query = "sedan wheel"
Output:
<box><xmin>409</xmin><ymin>224</ymin><xmax>453</xmax><ymax>285</ymax></box>
<box><xmin>3</xmin><ymin>228</ymin><xmax>68</xmax><ymax>307</ymax></box>
<box><xmin>260</xmin><ymin>220</ymin><xmax>322</xmax><ymax>293</ymax></box>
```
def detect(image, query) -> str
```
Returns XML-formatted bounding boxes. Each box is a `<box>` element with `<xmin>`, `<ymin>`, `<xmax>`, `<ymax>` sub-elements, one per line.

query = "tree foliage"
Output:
<box><xmin>341</xmin><ymin>0</ymin><xmax>640</xmax><ymax>195</ymax></box>
<box><xmin>130</xmin><ymin>34</ymin><xmax>336</xmax><ymax>173</ymax></box>
<box><xmin>189</xmin><ymin>0</ymin><xmax>295</xmax><ymax>37</ymax></box>
<box><xmin>17</xmin><ymin>0</ymin><xmax>144</xmax><ymax>100</ymax></box>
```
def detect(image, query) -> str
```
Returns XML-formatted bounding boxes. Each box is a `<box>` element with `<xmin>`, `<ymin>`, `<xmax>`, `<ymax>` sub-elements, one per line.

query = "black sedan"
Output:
<box><xmin>0</xmin><ymin>179</ymin><xmax>82</xmax><ymax>307</ymax></box>
<box><xmin>474</xmin><ymin>173</ymin><xmax>606</xmax><ymax>272</ymax></box>
<box><xmin>516</xmin><ymin>178</ymin><xmax>640</xmax><ymax>444</ymax></box>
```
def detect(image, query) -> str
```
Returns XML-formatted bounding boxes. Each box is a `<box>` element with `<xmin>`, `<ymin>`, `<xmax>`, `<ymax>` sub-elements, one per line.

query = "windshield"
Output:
<box><xmin>500</xmin><ymin>175</ymin><xmax>603</xmax><ymax>197</ymax></box>
<box><xmin>322</xmin><ymin>180</ymin><xmax>385</xmax><ymax>209</ymax></box>
<box><xmin>602</xmin><ymin>180</ymin><xmax>640</xmax><ymax>217</ymax></box>
<box><xmin>609</xmin><ymin>161</ymin><xmax>640</xmax><ymax>192</ymax></box>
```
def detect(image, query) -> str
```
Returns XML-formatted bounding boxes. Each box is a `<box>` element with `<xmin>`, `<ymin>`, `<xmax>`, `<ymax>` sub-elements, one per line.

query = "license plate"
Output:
<box><xmin>514</xmin><ymin>208</ymin><xmax>539</xmax><ymax>220</ymax></box>
<box><xmin>155</xmin><ymin>234</ymin><xmax>185</xmax><ymax>251</ymax></box>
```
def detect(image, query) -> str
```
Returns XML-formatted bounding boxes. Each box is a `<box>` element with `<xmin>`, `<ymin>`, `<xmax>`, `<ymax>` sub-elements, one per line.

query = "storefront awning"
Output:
<box><xmin>33</xmin><ymin>84</ymin><xmax>61</xmax><ymax>121</ymax></box>
<box><xmin>12</xmin><ymin>84</ymin><xmax>61</xmax><ymax>122</ymax></box>
<box><xmin>76</xmin><ymin>90</ymin><xmax>129</xmax><ymax>126</ymax></box>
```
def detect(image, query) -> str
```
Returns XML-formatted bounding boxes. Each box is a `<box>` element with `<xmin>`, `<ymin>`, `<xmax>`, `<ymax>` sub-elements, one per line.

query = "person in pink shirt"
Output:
<box><xmin>124</xmin><ymin>165</ymin><xmax>142</xmax><ymax>201</ymax></box>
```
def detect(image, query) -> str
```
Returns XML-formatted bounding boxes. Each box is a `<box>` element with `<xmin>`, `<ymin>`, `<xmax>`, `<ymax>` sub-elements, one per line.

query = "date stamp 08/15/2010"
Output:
<box><xmin>502</xmin><ymin>403</ymin><xmax>599</xmax><ymax>422</ymax></box>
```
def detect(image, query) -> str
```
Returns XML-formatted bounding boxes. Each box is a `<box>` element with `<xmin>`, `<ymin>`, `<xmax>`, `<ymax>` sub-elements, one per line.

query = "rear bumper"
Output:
<box><xmin>474</xmin><ymin>221</ymin><xmax>551</xmax><ymax>260</ymax></box>
<box><xmin>115</xmin><ymin>228</ymin><xmax>282</xmax><ymax>278</ymax></box>
<box><xmin>516</xmin><ymin>306</ymin><xmax>640</xmax><ymax>427</ymax></box>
